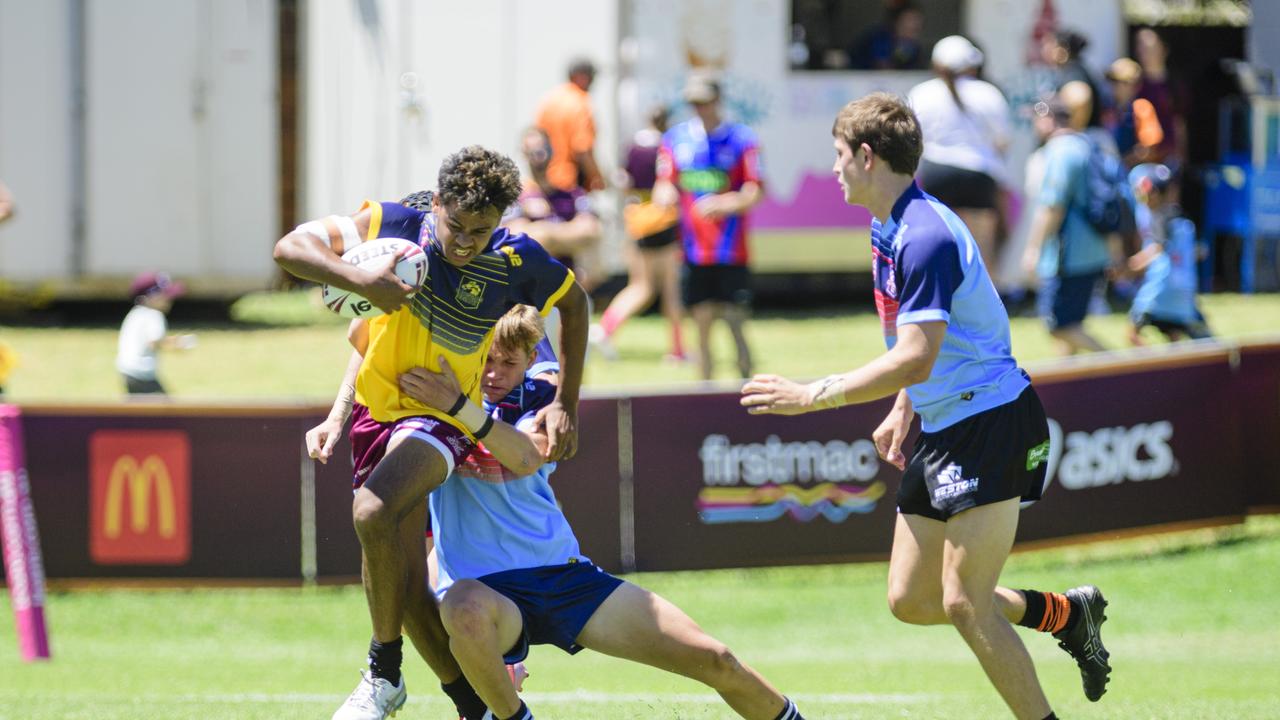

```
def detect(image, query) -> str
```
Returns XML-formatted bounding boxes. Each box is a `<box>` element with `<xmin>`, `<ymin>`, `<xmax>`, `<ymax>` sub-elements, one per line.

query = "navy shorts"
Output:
<box><xmin>897</xmin><ymin>385</ymin><xmax>1051</xmax><ymax>521</ymax></box>
<box><xmin>477</xmin><ymin>562</ymin><xmax>624</xmax><ymax>664</ymax></box>
<box><xmin>1038</xmin><ymin>272</ymin><xmax>1101</xmax><ymax>331</ymax></box>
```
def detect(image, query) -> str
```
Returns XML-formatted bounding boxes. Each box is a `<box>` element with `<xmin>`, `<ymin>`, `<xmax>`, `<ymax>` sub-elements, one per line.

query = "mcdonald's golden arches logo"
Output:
<box><xmin>89</xmin><ymin>431</ymin><xmax>191</xmax><ymax>565</ymax></box>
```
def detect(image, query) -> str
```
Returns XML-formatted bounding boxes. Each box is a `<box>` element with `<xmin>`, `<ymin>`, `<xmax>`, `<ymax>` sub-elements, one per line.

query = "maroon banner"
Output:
<box><xmin>1236</xmin><ymin>344</ymin><xmax>1280</xmax><ymax>510</ymax></box>
<box><xmin>629</xmin><ymin>393</ymin><xmax>902</xmax><ymax>571</ymax></box>
<box><xmin>628</xmin><ymin>352</ymin><xmax>1256</xmax><ymax>572</ymax></box>
<box><xmin>312</xmin><ymin>398</ymin><xmax>623</xmax><ymax>578</ymax></box>
<box><xmin>1021</xmin><ymin>360</ymin><xmax>1246</xmax><ymax>541</ymax></box>
<box><xmin>22</xmin><ymin>411</ymin><xmax>303</xmax><ymax>579</ymax></box>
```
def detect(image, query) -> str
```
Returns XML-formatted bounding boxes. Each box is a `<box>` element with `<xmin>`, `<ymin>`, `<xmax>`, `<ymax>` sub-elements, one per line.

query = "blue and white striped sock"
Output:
<box><xmin>773</xmin><ymin>697</ymin><xmax>802</xmax><ymax>720</ymax></box>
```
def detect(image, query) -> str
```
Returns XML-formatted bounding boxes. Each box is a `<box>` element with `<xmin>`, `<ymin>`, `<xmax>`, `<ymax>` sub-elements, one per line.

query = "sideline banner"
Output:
<box><xmin>628</xmin><ymin>352</ymin><xmax>1256</xmax><ymax>572</ymax></box>
<box><xmin>22</xmin><ymin>412</ymin><xmax>302</xmax><ymax>578</ymax></box>
<box><xmin>629</xmin><ymin>393</ymin><xmax>902</xmax><ymax>571</ymax></box>
<box><xmin>312</xmin><ymin>398</ymin><xmax>623</xmax><ymax>577</ymax></box>
<box><xmin>0</xmin><ymin>405</ymin><xmax>50</xmax><ymax>661</ymax></box>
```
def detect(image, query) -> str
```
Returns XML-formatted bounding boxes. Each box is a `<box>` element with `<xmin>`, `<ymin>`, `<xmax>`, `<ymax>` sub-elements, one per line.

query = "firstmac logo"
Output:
<box><xmin>89</xmin><ymin>431</ymin><xmax>191</xmax><ymax>565</ymax></box>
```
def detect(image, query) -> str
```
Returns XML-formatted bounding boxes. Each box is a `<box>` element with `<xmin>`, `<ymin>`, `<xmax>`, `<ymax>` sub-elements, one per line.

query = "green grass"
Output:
<box><xmin>1</xmin><ymin>291</ymin><xmax>1278</xmax><ymax>401</ymax></box>
<box><xmin>2</xmin><ymin>516</ymin><xmax>1279</xmax><ymax>719</ymax></box>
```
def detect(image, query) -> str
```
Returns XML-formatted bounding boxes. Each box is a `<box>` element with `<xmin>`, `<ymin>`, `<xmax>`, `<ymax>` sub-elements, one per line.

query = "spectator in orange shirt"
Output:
<box><xmin>536</xmin><ymin>58</ymin><xmax>606</xmax><ymax>192</ymax></box>
<box><xmin>1105</xmin><ymin>58</ymin><xmax>1164</xmax><ymax>168</ymax></box>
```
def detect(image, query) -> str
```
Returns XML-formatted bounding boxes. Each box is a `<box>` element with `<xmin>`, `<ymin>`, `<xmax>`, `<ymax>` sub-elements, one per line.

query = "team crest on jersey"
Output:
<box><xmin>456</xmin><ymin>278</ymin><xmax>487</xmax><ymax>309</ymax></box>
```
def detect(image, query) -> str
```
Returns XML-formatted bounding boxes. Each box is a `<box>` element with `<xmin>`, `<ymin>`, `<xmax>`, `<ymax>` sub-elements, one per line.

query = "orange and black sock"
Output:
<box><xmin>1017</xmin><ymin>590</ymin><xmax>1079</xmax><ymax>634</ymax></box>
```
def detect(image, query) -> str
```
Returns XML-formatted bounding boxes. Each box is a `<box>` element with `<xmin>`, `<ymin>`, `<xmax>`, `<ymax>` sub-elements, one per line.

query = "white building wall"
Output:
<box><xmin>301</xmin><ymin>0</ymin><xmax>619</xmax><ymax>220</ymax></box>
<box><xmin>0</xmin><ymin>0</ymin><xmax>277</xmax><ymax>296</ymax></box>
<box><xmin>0</xmin><ymin>0</ymin><xmax>75</xmax><ymax>283</ymax></box>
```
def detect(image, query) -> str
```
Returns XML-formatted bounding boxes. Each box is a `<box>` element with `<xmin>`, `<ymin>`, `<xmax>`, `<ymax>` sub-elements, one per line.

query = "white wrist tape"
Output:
<box><xmin>332</xmin><ymin>215</ymin><xmax>361</xmax><ymax>250</ymax></box>
<box><xmin>455</xmin><ymin>400</ymin><xmax>489</xmax><ymax>434</ymax></box>
<box><xmin>295</xmin><ymin>221</ymin><xmax>328</xmax><ymax>242</ymax></box>
<box><xmin>809</xmin><ymin>374</ymin><xmax>845</xmax><ymax>411</ymax></box>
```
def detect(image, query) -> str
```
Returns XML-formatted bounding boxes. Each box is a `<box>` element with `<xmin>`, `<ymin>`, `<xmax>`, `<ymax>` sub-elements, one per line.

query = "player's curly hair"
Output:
<box><xmin>436</xmin><ymin>146</ymin><xmax>523</xmax><ymax>214</ymax></box>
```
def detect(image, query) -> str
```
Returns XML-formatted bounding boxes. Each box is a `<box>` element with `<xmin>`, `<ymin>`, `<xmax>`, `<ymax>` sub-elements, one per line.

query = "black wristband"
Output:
<box><xmin>473</xmin><ymin>414</ymin><xmax>495</xmax><ymax>440</ymax></box>
<box><xmin>446</xmin><ymin>392</ymin><xmax>467</xmax><ymax>416</ymax></box>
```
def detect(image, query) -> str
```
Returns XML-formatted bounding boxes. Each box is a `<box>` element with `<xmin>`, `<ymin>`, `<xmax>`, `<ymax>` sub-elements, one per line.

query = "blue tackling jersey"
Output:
<box><xmin>430</xmin><ymin>374</ymin><xmax>584</xmax><ymax>598</ymax></box>
<box><xmin>872</xmin><ymin>182</ymin><xmax>1029</xmax><ymax>432</ymax></box>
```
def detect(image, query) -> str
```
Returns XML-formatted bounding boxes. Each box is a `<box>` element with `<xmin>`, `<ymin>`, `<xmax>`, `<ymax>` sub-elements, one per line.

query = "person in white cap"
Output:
<box><xmin>908</xmin><ymin>35</ymin><xmax>1012</xmax><ymax>284</ymax></box>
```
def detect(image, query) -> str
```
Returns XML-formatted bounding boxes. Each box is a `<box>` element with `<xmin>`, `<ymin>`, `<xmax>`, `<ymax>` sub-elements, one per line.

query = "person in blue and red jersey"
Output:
<box><xmin>741</xmin><ymin>93</ymin><xmax>1112</xmax><ymax>719</ymax></box>
<box><xmin>654</xmin><ymin>74</ymin><xmax>763</xmax><ymax>381</ymax></box>
<box><xmin>275</xmin><ymin>145</ymin><xmax>589</xmax><ymax>720</ymax></box>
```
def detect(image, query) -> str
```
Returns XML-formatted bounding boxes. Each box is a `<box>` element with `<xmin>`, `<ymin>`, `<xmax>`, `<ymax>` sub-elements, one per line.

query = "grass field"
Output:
<box><xmin>1</xmin><ymin>291</ymin><xmax>1278</xmax><ymax>402</ymax></box>
<box><xmin>2</xmin><ymin>516</ymin><xmax>1278</xmax><ymax>719</ymax></box>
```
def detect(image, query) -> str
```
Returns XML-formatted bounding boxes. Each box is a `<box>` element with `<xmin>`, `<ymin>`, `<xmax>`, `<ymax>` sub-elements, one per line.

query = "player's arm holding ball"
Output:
<box><xmin>273</xmin><ymin>206</ymin><xmax>413</xmax><ymax>314</ymax></box>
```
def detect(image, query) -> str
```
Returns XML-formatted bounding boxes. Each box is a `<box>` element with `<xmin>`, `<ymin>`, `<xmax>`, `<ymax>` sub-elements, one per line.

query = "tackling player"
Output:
<box><xmin>397</xmin><ymin>305</ymin><xmax>806</xmax><ymax>720</ymax></box>
<box><xmin>275</xmin><ymin>146</ymin><xmax>589</xmax><ymax>720</ymax></box>
<box><xmin>741</xmin><ymin>94</ymin><xmax>1111</xmax><ymax>719</ymax></box>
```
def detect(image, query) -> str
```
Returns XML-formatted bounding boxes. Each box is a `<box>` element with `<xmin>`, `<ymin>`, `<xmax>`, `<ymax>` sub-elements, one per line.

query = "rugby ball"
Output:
<box><xmin>321</xmin><ymin>237</ymin><xmax>429</xmax><ymax>317</ymax></box>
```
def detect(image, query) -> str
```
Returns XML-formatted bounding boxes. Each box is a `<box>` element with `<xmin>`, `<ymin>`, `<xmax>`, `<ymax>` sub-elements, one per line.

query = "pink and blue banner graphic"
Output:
<box><xmin>0</xmin><ymin>405</ymin><xmax>51</xmax><ymax>661</ymax></box>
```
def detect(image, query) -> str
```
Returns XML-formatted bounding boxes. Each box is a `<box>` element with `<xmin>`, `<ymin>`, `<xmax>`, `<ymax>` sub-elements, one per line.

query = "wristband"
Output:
<box><xmin>472</xmin><ymin>415</ymin><xmax>495</xmax><ymax>440</ymax></box>
<box><xmin>446</xmin><ymin>393</ymin><xmax>468</xmax><ymax>416</ymax></box>
<box><xmin>454</xmin><ymin>400</ymin><xmax>490</xmax><ymax>435</ymax></box>
<box><xmin>809</xmin><ymin>374</ymin><xmax>845</xmax><ymax>411</ymax></box>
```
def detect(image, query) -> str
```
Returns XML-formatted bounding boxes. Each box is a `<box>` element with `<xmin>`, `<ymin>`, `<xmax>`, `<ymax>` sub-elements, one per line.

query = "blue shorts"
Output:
<box><xmin>477</xmin><ymin>562</ymin><xmax>624</xmax><ymax>664</ymax></box>
<box><xmin>1038</xmin><ymin>272</ymin><xmax>1101</xmax><ymax>331</ymax></box>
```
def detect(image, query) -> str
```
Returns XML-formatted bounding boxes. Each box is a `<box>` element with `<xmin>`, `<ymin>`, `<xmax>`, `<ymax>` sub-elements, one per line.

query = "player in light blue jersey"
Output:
<box><xmin>741</xmin><ymin>93</ymin><xmax>1111</xmax><ymax>718</ymax></box>
<box><xmin>1125</xmin><ymin>163</ymin><xmax>1211</xmax><ymax>344</ymax></box>
<box><xmin>398</xmin><ymin>305</ymin><xmax>805</xmax><ymax>720</ymax></box>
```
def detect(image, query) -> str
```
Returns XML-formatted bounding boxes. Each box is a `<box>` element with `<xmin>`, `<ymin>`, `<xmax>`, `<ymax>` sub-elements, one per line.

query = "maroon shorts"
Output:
<box><xmin>348</xmin><ymin>403</ymin><xmax>475</xmax><ymax>492</ymax></box>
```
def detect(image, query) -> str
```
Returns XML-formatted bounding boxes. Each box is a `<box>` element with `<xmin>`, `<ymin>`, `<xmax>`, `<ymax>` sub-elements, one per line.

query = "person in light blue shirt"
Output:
<box><xmin>1126</xmin><ymin>163</ymin><xmax>1211</xmax><ymax>344</ymax></box>
<box><xmin>742</xmin><ymin>93</ymin><xmax>1112</xmax><ymax>717</ymax></box>
<box><xmin>399</xmin><ymin>305</ymin><xmax>806</xmax><ymax>720</ymax></box>
<box><xmin>1022</xmin><ymin>97</ymin><xmax>1113</xmax><ymax>355</ymax></box>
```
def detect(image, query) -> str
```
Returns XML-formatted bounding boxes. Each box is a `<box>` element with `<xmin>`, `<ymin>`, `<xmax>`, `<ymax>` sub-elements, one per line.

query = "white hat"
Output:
<box><xmin>931</xmin><ymin>35</ymin><xmax>983</xmax><ymax>72</ymax></box>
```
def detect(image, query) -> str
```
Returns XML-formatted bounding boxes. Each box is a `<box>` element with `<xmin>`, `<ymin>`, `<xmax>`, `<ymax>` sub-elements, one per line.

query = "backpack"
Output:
<box><xmin>1080</xmin><ymin>134</ymin><xmax>1133</xmax><ymax>235</ymax></box>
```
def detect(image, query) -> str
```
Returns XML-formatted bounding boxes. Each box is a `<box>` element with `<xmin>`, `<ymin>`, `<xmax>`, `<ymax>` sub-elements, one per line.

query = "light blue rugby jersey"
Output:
<box><xmin>430</xmin><ymin>369</ymin><xmax>588</xmax><ymax>599</ymax></box>
<box><xmin>1130</xmin><ymin>204</ymin><xmax>1200</xmax><ymax>324</ymax></box>
<box><xmin>871</xmin><ymin>182</ymin><xmax>1029</xmax><ymax>432</ymax></box>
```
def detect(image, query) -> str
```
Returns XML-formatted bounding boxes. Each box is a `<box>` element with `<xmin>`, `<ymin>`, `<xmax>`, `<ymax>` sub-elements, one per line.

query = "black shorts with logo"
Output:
<box><xmin>682</xmin><ymin>263</ymin><xmax>752</xmax><ymax>307</ymax></box>
<box><xmin>897</xmin><ymin>385</ymin><xmax>1051</xmax><ymax>521</ymax></box>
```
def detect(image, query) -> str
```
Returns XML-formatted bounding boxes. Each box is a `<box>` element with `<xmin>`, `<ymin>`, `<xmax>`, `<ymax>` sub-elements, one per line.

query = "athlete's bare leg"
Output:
<box><xmin>577</xmin><ymin>582</ymin><xmax>787</xmax><ymax>719</ymax></box>
<box><xmin>601</xmin><ymin>244</ymin><xmax>659</xmax><ymax>334</ymax></box>
<box><xmin>1050</xmin><ymin>326</ymin><xmax>1105</xmax><ymax>355</ymax></box>
<box><xmin>657</xmin><ymin>245</ymin><xmax>686</xmax><ymax>356</ymax></box>
<box><xmin>439</xmin><ymin>579</ymin><xmax>527</xmax><ymax>718</ymax></box>
<box><xmin>691</xmin><ymin>302</ymin><xmax>718</xmax><ymax>380</ymax></box>
<box><xmin>887</xmin><ymin>513</ymin><xmax>1026</xmax><ymax>627</ymax></box>
<box><xmin>723</xmin><ymin>303</ymin><xmax>753</xmax><ymax>378</ymax></box>
<box><xmin>939</xmin><ymin>499</ymin><xmax>1051</xmax><ymax>719</ymax></box>
<box><xmin>398</xmin><ymin>506</ymin><xmax>462</xmax><ymax>682</ymax></box>
<box><xmin>353</xmin><ymin>435</ymin><xmax>451</xmax><ymax>643</ymax></box>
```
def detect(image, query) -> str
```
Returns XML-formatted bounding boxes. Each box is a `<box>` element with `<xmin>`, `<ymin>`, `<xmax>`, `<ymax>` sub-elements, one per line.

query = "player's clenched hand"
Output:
<box><xmin>305</xmin><ymin>418</ymin><xmax>344</xmax><ymax>464</ymax></box>
<box><xmin>357</xmin><ymin>252</ymin><xmax>415</xmax><ymax>314</ymax></box>
<box><xmin>537</xmin><ymin>401</ymin><xmax>578</xmax><ymax>461</ymax></box>
<box><xmin>398</xmin><ymin>357</ymin><xmax>461</xmax><ymax>410</ymax></box>
<box><xmin>740</xmin><ymin>374</ymin><xmax>812</xmax><ymax>415</ymax></box>
<box><xmin>872</xmin><ymin>409</ymin><xmax>912</xmax><ymax>471</ymax></box>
